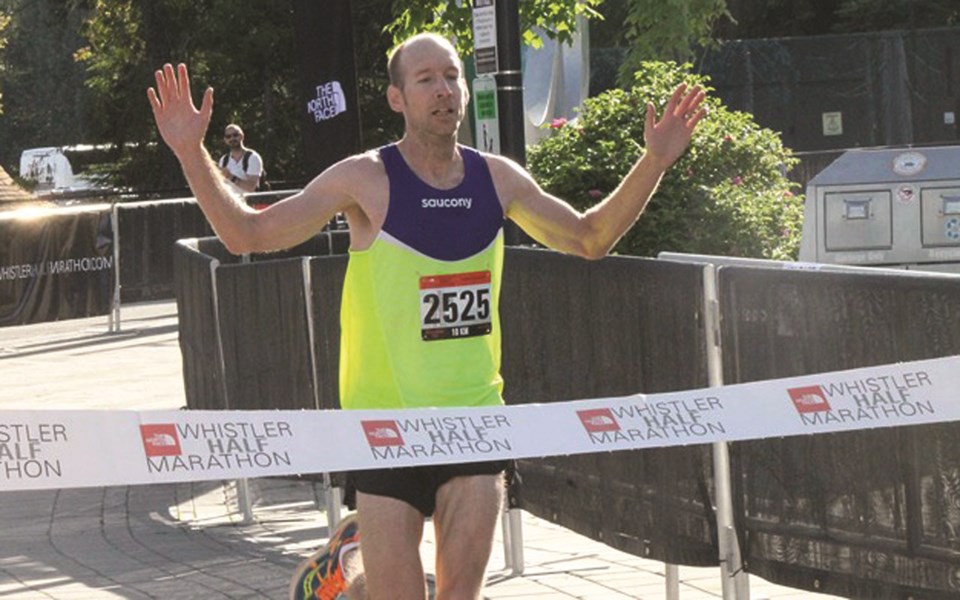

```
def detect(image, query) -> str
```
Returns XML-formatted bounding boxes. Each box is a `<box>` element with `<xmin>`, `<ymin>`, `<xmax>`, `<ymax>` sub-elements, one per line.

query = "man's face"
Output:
<box><xmin>224</xmin><ymin>129</ymin><xmax>242</xmax><ymax>149</ymax></box>
<box><xmin>389</xmin><ymin>38</ymin><xmax>468</xmax><ymax>138</ymax></box>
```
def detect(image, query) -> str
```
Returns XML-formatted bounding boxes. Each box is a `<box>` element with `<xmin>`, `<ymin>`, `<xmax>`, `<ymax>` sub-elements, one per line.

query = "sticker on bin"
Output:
<box><xmin>419</xmin><ymin>270</ymin><xmax>492</xmax><ymax>341</ymax></box>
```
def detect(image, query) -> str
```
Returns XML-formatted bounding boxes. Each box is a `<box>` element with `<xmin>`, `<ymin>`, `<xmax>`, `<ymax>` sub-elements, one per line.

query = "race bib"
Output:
<box><xmin>419</xmin><ymin>271</ymin><xmax>492</xmax><ymax>341</ymax></box>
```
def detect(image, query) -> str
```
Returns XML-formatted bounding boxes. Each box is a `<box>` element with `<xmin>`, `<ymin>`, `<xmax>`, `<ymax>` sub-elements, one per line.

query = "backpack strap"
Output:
<box><xmin>242</xmin><ymin>150</ymin><xmax>252</xmax><ymax>173</ymax></box>
<box><xmin>218</xmin><ymin>154</ymin><xmax>228</xmax><ymax>168</ymax></box>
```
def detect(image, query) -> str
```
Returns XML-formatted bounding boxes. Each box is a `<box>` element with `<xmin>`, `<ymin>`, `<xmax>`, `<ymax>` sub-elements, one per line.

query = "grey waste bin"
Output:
<box><xmin>799</xmin><ymin>145</ymin><xmax>960</xmax><ymax>273</ymax></box>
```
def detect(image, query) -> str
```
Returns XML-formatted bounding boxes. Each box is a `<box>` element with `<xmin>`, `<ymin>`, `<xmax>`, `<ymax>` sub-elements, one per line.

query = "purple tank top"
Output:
<box><xmin>379</xmin><ymin>144</ymin><xmax>504</xmax><ymax>261</ymax></box>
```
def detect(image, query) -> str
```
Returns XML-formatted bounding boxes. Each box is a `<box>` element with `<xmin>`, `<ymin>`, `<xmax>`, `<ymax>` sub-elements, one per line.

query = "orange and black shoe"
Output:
<box><xmin>289</xmin><ymin>513</ymin><xmax>360</xmax><ymax>600</ymax></box>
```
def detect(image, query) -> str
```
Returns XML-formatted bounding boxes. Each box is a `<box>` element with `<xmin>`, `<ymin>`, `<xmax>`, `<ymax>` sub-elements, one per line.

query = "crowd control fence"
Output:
<box><xmin>0</xmin><ymin>191</ymin><xmax>298</xmax><ymax>328</ymax></box>
<box><xmin>173</xmin><ymin>236</ymin><xmax>960</xmax><ymax>599</ymax></box>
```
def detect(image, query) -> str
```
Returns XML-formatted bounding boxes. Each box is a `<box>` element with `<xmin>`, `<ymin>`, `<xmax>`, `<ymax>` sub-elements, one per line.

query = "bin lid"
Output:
<box><xmin>808</xmin><ymin>145</ymin><xmax>960</xmax><ymax>187</ymax></box>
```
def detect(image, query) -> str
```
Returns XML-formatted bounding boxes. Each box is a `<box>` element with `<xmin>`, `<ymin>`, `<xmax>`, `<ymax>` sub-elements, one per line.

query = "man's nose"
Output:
<box><xmin>435</xmin><ymin>79</ymin><xmax>453</xmax><ymax>97</ymax></box>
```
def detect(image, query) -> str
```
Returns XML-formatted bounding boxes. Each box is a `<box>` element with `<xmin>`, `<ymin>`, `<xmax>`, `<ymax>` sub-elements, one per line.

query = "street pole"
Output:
<box><xmin>494</xmin><ymin>0</ymin><xmax>533</xmax><ymax>245</ymax></box>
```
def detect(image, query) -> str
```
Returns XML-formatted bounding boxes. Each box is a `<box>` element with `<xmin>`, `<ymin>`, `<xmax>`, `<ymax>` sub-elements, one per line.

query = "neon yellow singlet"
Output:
<box><xmin>338</xmin><ymin>144</ymin><xmax>505</xmax><ymax>410</ymax></box>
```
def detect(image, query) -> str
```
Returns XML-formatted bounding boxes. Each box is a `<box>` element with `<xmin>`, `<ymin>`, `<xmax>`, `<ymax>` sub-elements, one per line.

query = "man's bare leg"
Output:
<box><xmin>432</xmin><ymin>473</ymin><xmax>504</xmax><ymax>599</ymax></box>
<box><xmin>351</xmin><ymin>492</ymin><xmax>429</xmax><ymax>600</ymax></box>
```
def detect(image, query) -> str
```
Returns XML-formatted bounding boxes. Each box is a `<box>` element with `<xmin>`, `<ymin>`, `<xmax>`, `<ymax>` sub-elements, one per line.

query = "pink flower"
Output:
<box><xmin>587</xmin><ymin>189</ymin><xmax>603</xmax><ymax>199</ymax></box>
<box><xmin>723</xmin><ymin>135</ymin><xmax>733</xmax><ymax>142</ymax></box>
<box><xmin>549</xmin><ymin>117</ymin><xmax>568</xmax><ymax>129</ymax></box>
<box><xmin>731</xmin><ymin>176</ymin><xmax>743</xmax><ymax>186</ymax></box>
<box><xmin>783</xmin><ymin>190</ymin><xmax>794</xmax><ymax>197</ymax></box>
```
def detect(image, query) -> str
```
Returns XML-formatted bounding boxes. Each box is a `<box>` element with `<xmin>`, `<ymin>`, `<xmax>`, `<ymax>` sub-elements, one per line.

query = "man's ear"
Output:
<box><xmin>387</xmin><ymin>84</ymin><xmax>404</xmax><ymax>113</ymax></box>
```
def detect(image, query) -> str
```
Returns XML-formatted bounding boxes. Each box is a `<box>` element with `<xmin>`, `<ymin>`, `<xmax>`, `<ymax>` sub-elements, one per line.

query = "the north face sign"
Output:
<box><xmin>307</xmin><ymin>81</ymin><xmax>347</xmax><ymax>122</ymax></box>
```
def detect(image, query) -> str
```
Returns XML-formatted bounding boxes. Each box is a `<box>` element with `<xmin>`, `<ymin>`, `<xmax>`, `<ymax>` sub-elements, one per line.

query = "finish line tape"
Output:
<box><xmin>3</xmin><ymin>355</ymin><xmax>960</xmax><ymax>492</ymax></box>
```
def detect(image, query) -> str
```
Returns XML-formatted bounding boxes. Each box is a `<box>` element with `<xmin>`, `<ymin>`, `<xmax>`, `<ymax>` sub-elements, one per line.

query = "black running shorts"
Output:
<box><xmin>344</xmin><ymin>460</ymin><xmax>510</xmax><ymax>517</ymax></box>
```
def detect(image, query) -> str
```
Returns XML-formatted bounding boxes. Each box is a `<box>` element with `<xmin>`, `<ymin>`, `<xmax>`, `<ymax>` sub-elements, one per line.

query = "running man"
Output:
<box><xmin>148</xmin><ymin>32</ymin><xmax>705</xmax><ymax>600</ymax></box>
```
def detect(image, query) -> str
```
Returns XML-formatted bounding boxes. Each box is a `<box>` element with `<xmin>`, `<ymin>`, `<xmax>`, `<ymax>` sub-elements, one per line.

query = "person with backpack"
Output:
<box><xmin>219</xmin><ymin>124</ymin><xmax>265</xmax><ymax>193</ymax></box>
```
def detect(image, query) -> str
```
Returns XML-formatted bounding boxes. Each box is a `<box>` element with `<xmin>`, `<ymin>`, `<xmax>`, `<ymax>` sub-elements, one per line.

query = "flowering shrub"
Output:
<box><xmin>527</xmin><ymin>61</ymin><xmax>803</xmax><ymax>260</ymax></box>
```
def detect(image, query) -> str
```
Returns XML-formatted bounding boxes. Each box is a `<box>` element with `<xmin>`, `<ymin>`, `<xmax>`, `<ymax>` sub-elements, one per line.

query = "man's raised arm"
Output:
<box><xmin>501</xmin><ymin>83</ymin><xmax>707</xmax><ymax>260</ymax></box>
<box><xmin>147</xmin><ymin>63</ymin><xmax>346</xmax><ymax>255</ymax></box>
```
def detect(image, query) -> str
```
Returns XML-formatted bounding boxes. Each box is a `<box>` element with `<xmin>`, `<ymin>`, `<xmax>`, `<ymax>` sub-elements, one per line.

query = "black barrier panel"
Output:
<box><xmin>308</xmin><ymin>255</ymin><xmax>348</xmax><ymax>411</ymax></box>
<box><xmin>0</xmin><ymin>208</ymin><xmax>113</xmax><ymax>326</ymax></box>
<box><xmin>501</xmin><ymin>249</ymin><xmax>717</xmax><ymax>567</ymax></box>
<box><xmin>172</xmin><ymin>240</ymin><xmax>225</xmax><ymax>410</ymax></box>
<box><xmin>719</xmin><ymin>266</ymin><xmax>960</xmax><ymax>598</ymax></box>
<box><xmin>251</xmin><ymin>229</ymin><xmax>351</xmax><ymax>263</ymax></box>
<box><xmin>215</xmin><ymin>258</ymin><xmax>314</xmax><ymax>410</ymax></box>
<box><xmin>117</xmin><ymin>200</ymin><xmax>212</xmax><ymax>303</ymax></box>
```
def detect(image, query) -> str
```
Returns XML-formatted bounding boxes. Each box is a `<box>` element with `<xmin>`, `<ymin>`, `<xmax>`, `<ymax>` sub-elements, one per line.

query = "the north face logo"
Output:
<box><xmin>307</xmin><ymin>81</ymin><xmax>347</xmax><ymax>122</ymax></box>
<box><xmin>788</xmin><ymin>385</ymin><xmax>831</xmax><ymax>414</ymax></box>
<box><xmin>362</xmin><ymin>420</ymin><xmax>405</xmax><ymax>447</ymax></box>
<box><xmin>140</xmin><ymin>424</ymin><xmax>182</xmax><ymax>457</ymax></box>
<box><xmin>577</xmin><ymin>408</ymin><xmax>621</xmax><ymax>433</ymax></box>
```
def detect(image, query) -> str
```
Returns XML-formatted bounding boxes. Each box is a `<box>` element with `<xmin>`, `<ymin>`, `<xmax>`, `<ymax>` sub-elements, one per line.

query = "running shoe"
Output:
<box><xmin>289</xmin><ymin>513</ymin><xmax>360</xmax><ymax>600</ymax></box>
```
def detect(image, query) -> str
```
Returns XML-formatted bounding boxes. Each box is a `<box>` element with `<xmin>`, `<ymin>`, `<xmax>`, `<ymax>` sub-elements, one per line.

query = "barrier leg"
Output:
<box><xmin>507</xmin><ymin>508</ymin><xmax>524</xmax><ymax>575</ymax></box>
<box><xmin>665</xmin><ymin>564</ymin><xmax>679</xmax><ymax>600</ymax></box>
<box><xmin>236</xmin><ymin>478</ymin><xmax>254</xmax><ymax>524</ymax></box>
<box><xmin>108</xmin><ymin>203</ymin><xmax>121</xmax><ymax>333</ymax></box>
<box><xmin>501</xmin><ymin>505</ymin><xmax>513</xmax><ymax>571</ymax></box>
<box><xmin>702</xmin><ymin>264</ymin><xmax>749</xmax><ymax>599</ymax></box>
<box><xmin>323</xmin><ymin>472</ymin><xmax>343</xmax><ymax>533</ymax></box>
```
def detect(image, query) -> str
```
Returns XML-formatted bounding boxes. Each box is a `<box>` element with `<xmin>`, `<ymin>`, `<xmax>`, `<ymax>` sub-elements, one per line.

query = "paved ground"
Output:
<box><xmin>0</xmin><ymin>301</ymin><xmax>845</xmax><ymax>599</ymax></box>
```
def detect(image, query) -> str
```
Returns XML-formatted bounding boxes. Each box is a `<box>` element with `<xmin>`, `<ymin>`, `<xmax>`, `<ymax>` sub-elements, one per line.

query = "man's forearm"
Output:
<box><xmin>583</xmin><ymin>151</ymin><xmax>668</xmax><ymax>257</ymax></box>
<box><xmin>179</xmin><ymin>147</ymin><xmax>257</xmax><ymax>252</ymax></box>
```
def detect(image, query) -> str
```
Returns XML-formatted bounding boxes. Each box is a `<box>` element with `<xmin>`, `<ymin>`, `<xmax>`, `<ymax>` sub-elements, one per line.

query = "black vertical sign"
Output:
<box><xmin>292</xmin><ymin>0</ymin><xmax>362</xmax><ymax>177</ymax></box>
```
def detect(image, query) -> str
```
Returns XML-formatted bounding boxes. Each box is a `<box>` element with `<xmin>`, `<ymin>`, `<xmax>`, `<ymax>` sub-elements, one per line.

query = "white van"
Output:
<box><xmin>19</xmin><ymin>146</ymin><xmax>111</xmax><ymax>196</ymax></box>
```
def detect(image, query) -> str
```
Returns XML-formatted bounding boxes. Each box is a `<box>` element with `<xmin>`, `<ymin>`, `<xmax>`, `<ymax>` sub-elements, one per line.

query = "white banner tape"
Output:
<box><xmin>3</xmin><ymin>355</ymin><xmax>960</xmax><ymax>492</ymax></box>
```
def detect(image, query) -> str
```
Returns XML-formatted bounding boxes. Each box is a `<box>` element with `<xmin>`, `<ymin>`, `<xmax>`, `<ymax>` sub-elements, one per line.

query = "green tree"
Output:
<box><xmin>0</xmin><ymin>0</ymin><xmax>94</xmax><ymax>167</ymax></box>
<box><xmin>617</xmin><ymin>0</ymin><xmax>730</xmax><ymax>85</ymax></box>
<box><xmin>718</xmin><ymin>0</ymin><xmax>959</xmax><ymax>39</ymax></box>
<box><xmin>528</xmin><ymin>61</ymin><xmax>802</xmax><ymax>260</ymax></box>
<box><xmin>386</xmin><ymin>0</ymin><xmax>602</xmax><ymax>54</ymax></box>
<box><xmin>77</xmin><ymin>0</ymin><xmax>301</xmax><ymax>192</ymax></box>
<box><xmin>0</xmin><ymin>7</ymin><xmax>9</xmax><ymax>114</ymax></box>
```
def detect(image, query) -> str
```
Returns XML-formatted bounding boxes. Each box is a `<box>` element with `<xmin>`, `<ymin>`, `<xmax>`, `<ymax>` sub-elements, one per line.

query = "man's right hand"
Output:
<box><xmin>147</xmin><ymin>63</ymin><xmax>214</xmax><ymax>159</ymax></box>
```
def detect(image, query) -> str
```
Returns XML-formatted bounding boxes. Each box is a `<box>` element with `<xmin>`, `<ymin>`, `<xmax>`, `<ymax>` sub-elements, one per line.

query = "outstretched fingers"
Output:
<box><xmin>177</xmin><ymin>64</ymin><xmax>192</xmax><ymax>106</ymax></box>
<box><xmin>676</xmin><ymin>86</ymin><xmax>707</xmax><ymax>126</ymax></box>
<box><xmin>658</xmin><ymin>83</ymin><xmax>706</xmax><ymax>127</ymax></box>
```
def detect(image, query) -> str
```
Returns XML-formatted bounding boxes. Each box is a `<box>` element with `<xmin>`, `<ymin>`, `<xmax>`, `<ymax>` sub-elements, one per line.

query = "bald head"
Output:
<box><xmin>387</xmin><ymin>33</ymin><xmax>462</xmax><ymax>89</ymax></box>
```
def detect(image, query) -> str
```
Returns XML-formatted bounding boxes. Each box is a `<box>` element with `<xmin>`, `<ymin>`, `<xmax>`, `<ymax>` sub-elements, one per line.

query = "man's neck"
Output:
<box><xmin>230</xmin><ymin>147</ymin><xmax>246</xmax><ymax>159</ymax></box>
<box><xmin>397</xmin><ymin>137</ymin><xmax>463</xmax><ymax>189</ymax></box>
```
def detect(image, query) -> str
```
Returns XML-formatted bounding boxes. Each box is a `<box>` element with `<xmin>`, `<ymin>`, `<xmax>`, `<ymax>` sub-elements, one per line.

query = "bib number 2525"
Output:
<box><xmin>420</xmin><ymin>271</ymin><xmax>492</xmax><ymax>341</ymax></box>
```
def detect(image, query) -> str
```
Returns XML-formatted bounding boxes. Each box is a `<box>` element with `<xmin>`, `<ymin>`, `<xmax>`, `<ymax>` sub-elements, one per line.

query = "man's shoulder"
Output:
<box><xmin>330</xmin><ymin>148</ymin><xmax>387</xmax><ymax>178</ymax></box>
<box><xmin>475</xmin><ymin>150</ymin><xmax>529</xmax><ymax>183</ymax></box>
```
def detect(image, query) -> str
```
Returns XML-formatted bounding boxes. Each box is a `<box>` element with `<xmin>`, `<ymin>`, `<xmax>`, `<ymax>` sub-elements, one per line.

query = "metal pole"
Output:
<box><xmin>109</xmin><ymin>203</ymin><xmax>121</xmax><ymax>333</ymax></box>
<box><xmin>666</xmin><ymin>564</ymin><xmax>679</xmax><ymax>600</ymax></box>
<box><xmin>209</xmin><ymin>257</ymin><xmax>254</xmax><ymax>523</ymax></box>
<box><xmin>702</xmin><ymin>264</ymin><xmax>748</xmax><ymax>599</ymax></box>
<box><xmin>495</xmin><ymin>0</ymin><xmax>533</xmax><ymax>246</ymax></box>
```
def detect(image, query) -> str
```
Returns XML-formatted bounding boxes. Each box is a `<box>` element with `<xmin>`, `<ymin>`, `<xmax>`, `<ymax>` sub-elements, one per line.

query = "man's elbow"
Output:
<box><xmin>576</xmin><ymin>222</ymin><xmax>614</xmax><ymax>260</ymax></box>
<box><xmin>217</xmin><ymin>217</ymin><xmax>264</xmax><ymax>255</ymax></box>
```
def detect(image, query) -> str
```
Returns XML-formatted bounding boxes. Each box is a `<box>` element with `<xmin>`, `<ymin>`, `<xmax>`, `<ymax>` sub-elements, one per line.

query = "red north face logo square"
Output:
<box><xmin>788</xmin><ymin>385</ymin><xmax>831</xmax><ymax>414</ymax></box>
<box><xmin>140</xmin><ymin>424</ymin><xmax>182</xmax><ymax>457</ymax></box>
<box><xmin>362</xmin><ymin>420</ymin><xmax>405</xmax><ymax>447</ymax></box>
<box><xmin>577</xmin><ymin>408</ymin><xmax>621</xmax><ymax>433</ymax></box>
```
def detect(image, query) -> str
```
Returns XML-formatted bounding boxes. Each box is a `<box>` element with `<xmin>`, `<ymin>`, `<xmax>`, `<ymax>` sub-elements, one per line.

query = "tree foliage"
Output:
<box><xmin>528</xmin><ymin>61</ymin><xmax>802</xmax><ymax>260</ymax></box>
<box><xmin>0</xmin><ymin>0</ymin><xmax>94</xmax><ymax>165</ymax></box>
<box><xmin>618</xmin><ymin>0</ymin><xmax>730</xmax><ymax>75</ymax></box>
<box><xmin>386</xmin><ymin>0</ymin><xmax>602</xmax><ymax>54</ymax></box>
<box><xmin>0</xmin><ymin>7</ymin><xmax>9</xmax><ymax>114</ymax></box>
<box><xmin>719</xmin><ymin>0</ymin><xmax>959</xmax><ymax>39</ymax></box>
<box><xmin>76</xmin><ymin>0</ymin><xmax>302</xmax><ymax>192</ymax></box>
